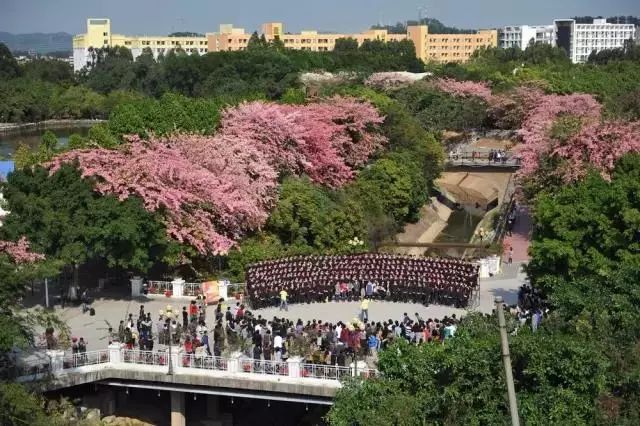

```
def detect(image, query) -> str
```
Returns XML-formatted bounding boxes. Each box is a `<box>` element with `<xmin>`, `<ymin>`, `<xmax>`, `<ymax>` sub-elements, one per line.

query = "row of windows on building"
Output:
<box><xmin>222</xmin><ymin>45</ymin><xmax>330</xmax><ymax>51</ymax></box>
<box><xmin>121</xmin><ymin>40</ymin><xmax>208</xmax><ymax>46</ymax></box>
<box><xmin>575</xmin><ymin>31</ymin><xmax>634</xmax><ymax>38</ymax></box>
<box><xmin>576</xmin><ymin>25</ymin><xmax>634</xmax><ymax>30</ymax></box>
<box><xmin>427</xmin><ymin>37</ymin><xmax>490</xmax><ymax>43</ymax></box>
<box><xmin>429</xmin><ymin>45</ymin><xmax>479</xmax><ymax>51</ymax></box>
<box><xmin>429</xmin><ymin>52</ymin><xmax>473</xmax><ymax>57</ymax></box>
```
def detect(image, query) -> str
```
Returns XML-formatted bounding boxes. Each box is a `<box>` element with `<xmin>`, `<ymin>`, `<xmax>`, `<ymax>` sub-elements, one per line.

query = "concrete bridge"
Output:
<box><xmin>16</xmin><ymin>347</ymin><xmax>376</xmax><ymax>425</ymax></box>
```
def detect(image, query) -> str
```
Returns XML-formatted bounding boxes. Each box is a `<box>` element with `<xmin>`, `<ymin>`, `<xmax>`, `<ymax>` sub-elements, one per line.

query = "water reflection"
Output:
<box><xmin>0</xmin><ymin>126</ymin><xmax>92</xmax><ymax>158</ymax></box>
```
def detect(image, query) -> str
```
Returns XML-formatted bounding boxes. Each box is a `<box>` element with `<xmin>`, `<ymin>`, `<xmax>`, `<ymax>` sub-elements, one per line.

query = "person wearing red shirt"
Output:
<box><xmin>188</xmin><ymin>301</ymin><xmax>198</xmax><ymax>323</ymax></box>
<box><xmin>184</xmin><ymin>337</ymin><xmax>194</xmax><ymax>354</ymax></box>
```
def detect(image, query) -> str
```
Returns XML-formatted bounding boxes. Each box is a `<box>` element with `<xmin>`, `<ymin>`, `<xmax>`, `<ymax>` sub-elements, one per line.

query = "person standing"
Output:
<box><xmin>273</xmin><ymin>333</ymin><xmax>283</xmax><ymax>362</ymax></box>
<box><xmin>118</xmin><ymin>320</ymin><xmax>125</xmax><ymax>343</ymax></box>
<box><xmin>182</xmin><ymin>307</ymin><xmax>188</xmax><ymax>329</ymax></box>
<box><xmin>508</xmin><ymin>246</ymin><xmax>514</xmax><ymax>264</ymax></box>
<box><xmin>279</xmin><ymin>288</ymin><xmax>288</xmax><ymax>311</ymax></box>
<box><xmin>188</xmin><ymin>301</ymin><xmax>198</xmax><ymax>324</ymax></box>
<box><xmin>213</xmin><ymin>322</ymin><xmax>224</xmax><ymax>356</ymax></box>
<box><xmin>360</xmin><ymin>298</ymin><xmax>369</xmax><ymax>322</ymax></box>
<box><xmin>262</xmin><ymin>331</ymin><xmax>273</xmax><ymax>361</ymax></box>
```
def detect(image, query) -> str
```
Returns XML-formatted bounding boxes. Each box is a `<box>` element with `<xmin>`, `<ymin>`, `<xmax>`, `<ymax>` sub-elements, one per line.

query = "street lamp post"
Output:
<box><xmin>165</xmin><ymin>308</ymin><xmax>175</xmax><ymax>375</ymax></box>
<box><xmin>495</xmin><ymin>296</ymin><xmax>520</xmax><ymax>426</ymax></box>
<box><xmin>168</xmin><ymin>325</ymin><xmax>174</xmax><ymax>375</ymax></box>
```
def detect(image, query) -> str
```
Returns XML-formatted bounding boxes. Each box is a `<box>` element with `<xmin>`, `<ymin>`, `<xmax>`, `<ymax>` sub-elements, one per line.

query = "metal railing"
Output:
<box><xmin>180</xmin><ymin>354</ymin><xmax>228</xmax><ymax>371</ymax></box>
<box><xmin>62</xmin><ymin>350</ymin><xmax>110</xmax><ymax>369</ymax></box>
<box><xmin>183</xmin><ymin>282</ymin><xmax>203</xmax><ymax>297</ymax></box>
<box><xmin>12</xmin><ymin>360</ymin><xmax>52</xmax><ymax>378</ymax></box>
<box><xmin>446</xmin><ymin>157</ymin><xmax>520</xmax><ymax>168</ymax></box>
<box><xmin>147</xmin><ymin>280</ymin><xmax>172</xmax><ymax>295</ymax></box>
<box><xmin>491</xmin><ymin>174</ymin><xmax>517</xmax><ymax>245</ymax></box>
<box><xmin>122</xmin><ymin>349</ymin><xmax>167</xmax><ymax>366</ymax></box>
<box><xmin>300</xmin><ymin>363</ymin><xmax>352</xmax><ymax>381</ymax></box>
<box><xmin>240</xmin><ymin>358</ymin><xmax>288</xmax><ymax>376</ymax></box>
<box><xmin>14</xmin><ymin>349</ymin><xmax>379</xmax><ymax>383</ymax></box>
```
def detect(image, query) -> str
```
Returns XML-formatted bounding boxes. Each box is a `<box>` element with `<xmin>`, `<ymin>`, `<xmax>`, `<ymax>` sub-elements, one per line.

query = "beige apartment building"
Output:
<box><xmin>208</xmin><ymin>22</ymin><xmax>497</xmax><ymax>63</ymax></box>
<box><xmin>408</xmin><ymin>27</ymin><xmax>498</xmax><ymax>63</ymax></box>
<box><xmin>74</xmin><ymin>19</ymin><xmax>497</xmax><ymax>71</ymax></box>
<box><xmin>73</xmin><ymin>18</ymin><xmax>209</xmax><ymax>71</ymax></box>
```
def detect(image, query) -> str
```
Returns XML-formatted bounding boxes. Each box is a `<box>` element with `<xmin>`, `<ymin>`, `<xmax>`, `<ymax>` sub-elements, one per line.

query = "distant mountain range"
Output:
<box><xmin>0</xmin><ymin>32</ymin><xmax>72</xmax><ymax>54</ymax></box>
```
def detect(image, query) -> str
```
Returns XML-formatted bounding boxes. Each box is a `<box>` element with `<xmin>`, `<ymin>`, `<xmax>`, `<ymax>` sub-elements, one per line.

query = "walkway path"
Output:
<box><xmin>503</xmin><ymin>205</ymin><xmax>532</xmax><ymax>262</ymax></box>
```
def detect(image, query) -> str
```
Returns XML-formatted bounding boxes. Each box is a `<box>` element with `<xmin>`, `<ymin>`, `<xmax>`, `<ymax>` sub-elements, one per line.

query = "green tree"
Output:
<box><xmin>393</xmin><ymin>82</ymin><xmax>488</xmax><ymax>131</ymax></box>
<box><xmin>527</xmin><ymin>154</ymin><xmax>640</xmax><ymax>286</ymax></box>
<box><xmin>50</xmin><ymin>85</ymin><xmax>106</xmax><ymax>119</ymax></box>
<box><xmin>225</xmin><ymin>233</ymin><xmax>286</xmax><ymax>282</ymax></box>
<box><xmin>330</xmin><ymin>315</ymin><xmax>610</xmax><ymax>425</ymax></box>
<box><xmin>0</xmin><ymin>383</ymin><xmax>56</xmax><ymax>426</ymax></box>
<box><xmin>354</xmin><ymin>157</ymin><xmax>414</xmax><ymax>223</ymax></box>
<box><xmin>22</xmin><ymin>58</ymin><xmax>73</xmax><ymax>84</ymax></box>
<box><xmin>266</xmin><ymin>177</ymin><xmax>334</xmax><ymax>248</ymax></box>
<box><xmin>0</xmin><ymin>42</ymin><xmax>20</xmax><ymax>80</ymax></box>
<box><xmin>333</xmin><ymin>38</ymin><xmax>359</xmax><ymax>52</ymax></box>
<box><xmin>2</xmin><ymin>164</ymin><xmax>174</xmax><ymax>284</ymax></box>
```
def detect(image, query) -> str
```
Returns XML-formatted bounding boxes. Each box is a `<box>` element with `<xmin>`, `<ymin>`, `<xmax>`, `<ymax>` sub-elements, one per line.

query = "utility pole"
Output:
<box><xmin>44</xmin><ymin>278</ymin><xmax>49</xmax><ymax>308</ymax></box>
<box><xmin>168</xmin><ymin>326</ymin><xmax>174</xmax><ymax>375</ymax></box>
<box><xmin>495</xmin><ymin>296</ymin><xmax>520</xmax><ymax>426</ymax></box>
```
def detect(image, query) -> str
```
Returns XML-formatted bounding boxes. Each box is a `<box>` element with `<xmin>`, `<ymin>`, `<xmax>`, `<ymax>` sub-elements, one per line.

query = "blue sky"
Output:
<box><xmin>1</xmin><ymin>0</ymin><xmax>639</xmax><ymax>34</ymax></box>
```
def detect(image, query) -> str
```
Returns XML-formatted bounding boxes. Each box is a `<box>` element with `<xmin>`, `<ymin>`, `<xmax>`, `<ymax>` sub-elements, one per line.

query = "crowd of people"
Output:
<box><xmin>511</xmin><ymin>283</ymin><xmax>547</xmax><ymax>333</ymax></box>
<box><xmin>102</xmin><ymin>296</ymin><xmax>461</xmax><ymax>368</ymax></box>
<box><xmin>246</xmin><ymin>254</ymin><xmax>479</xmax><ymax>310</ymax></box>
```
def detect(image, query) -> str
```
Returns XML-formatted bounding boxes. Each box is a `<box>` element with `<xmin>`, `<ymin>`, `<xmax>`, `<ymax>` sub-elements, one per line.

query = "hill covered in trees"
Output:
<box><xmin>0</xmin><ymin>31</ymin><xmax>72</xmax><ymax>54</ymax></box>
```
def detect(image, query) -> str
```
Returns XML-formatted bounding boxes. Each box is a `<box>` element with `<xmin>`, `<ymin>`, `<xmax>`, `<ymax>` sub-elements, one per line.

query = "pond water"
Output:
<box><xmin>435</xmin><ymin>208</ymin><xmax>483</xmax><ymax>243</ymax></box>
<box><xmin>0</xmin><ymin>126</ymin><xmax>92</xmax><ymax>159</ymax></box>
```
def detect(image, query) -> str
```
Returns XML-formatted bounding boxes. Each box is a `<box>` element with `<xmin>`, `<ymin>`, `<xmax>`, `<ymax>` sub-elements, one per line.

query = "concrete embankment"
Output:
<box><xmin>0</xmin><ymin>119</ymin><xmax>104</xmax><ymax>134</ymax></box>
<box><xmin>394</xmin><ymin>198</ymin><xmax>452</xmax><ymax>256</ymax></box>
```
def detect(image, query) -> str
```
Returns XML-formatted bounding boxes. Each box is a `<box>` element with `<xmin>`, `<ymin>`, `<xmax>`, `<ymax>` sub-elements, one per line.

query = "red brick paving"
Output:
<box><xmin>503</xmin><ymin>205</ymin><xmax>532</xmax><ymax>262</ymax></box>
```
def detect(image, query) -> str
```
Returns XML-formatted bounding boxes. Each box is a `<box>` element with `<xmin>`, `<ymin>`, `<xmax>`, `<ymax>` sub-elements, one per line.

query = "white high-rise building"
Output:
<box><xmin>499</xmin><ymin>25</ymin><xmax>554</xmax><ymax>50</ymax></box>
<box><xmin>554</xmin><ymin>18</ymin><xmax>636</xmax><ymax>63</ymax></box>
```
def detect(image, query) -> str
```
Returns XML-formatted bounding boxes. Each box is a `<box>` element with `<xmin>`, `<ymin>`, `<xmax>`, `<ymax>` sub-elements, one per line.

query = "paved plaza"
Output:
<box><xmin>42</xmin><ymin>262</ymin><xmax>526</xmax><ymax>352</ymax></box>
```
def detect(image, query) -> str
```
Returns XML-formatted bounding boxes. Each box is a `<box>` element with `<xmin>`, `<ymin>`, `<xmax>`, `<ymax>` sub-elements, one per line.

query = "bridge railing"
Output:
<box><xmin>240</xmin><ymin>358</ymin><xmax>289</xmax><ymax>376</ymax></box>
<box><xmin>183</xmin><ymin>282</ymin><xmax>203</xmax><ymax>297</ymax></box>
<box><xmin>300</xmin><ymin>363</ymin><xmax>352</xmax><ymax>380</ymax></box>
<box><xmin>147</xmin><ymin>280</ymin><xmax>173</xmax><ymax>295</ymax></box>
<box><xmin>14</xmin><ymin>348</ymin><xmax>378</xmax><ymax>384</ymax></box>
<box><xmin>62</xmin><ymin>350</ymin><xmax>110</xmax><ymax>369</ymax></box>
<box><xmin>122</xmin><ymin>349</ymin><xmax>167</xmax><ymax>366</ymax></box>
<box><xmin>180</xmin><ymin>354</ymin><xmax>228</xmax><ymax>371</ymax></box>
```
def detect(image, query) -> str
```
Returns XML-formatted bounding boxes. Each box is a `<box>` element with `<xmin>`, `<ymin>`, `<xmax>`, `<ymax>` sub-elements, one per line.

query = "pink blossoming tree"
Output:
<box><xmin>432</xmin><ymin>78</ymin><xmax>493</xmax><ymax>102</ymax></box>
<box><xmin>515</xmin><ymin>92</ymin><xmax>640</xmax><ymax>183</ymax></box>
<box><xmin>0</xmin><ymin>237</ymin><xmax>45</xmax><ymax>264</ymax></box>
<box><xmin>219</xmin><ymin>96</ymin><xmax>386</xmax><ymax>187</ymax></box>
<box><xmin>49</xmin><ymin>97</ymin><xmax>386</xmax><ymax>255</ymax></box>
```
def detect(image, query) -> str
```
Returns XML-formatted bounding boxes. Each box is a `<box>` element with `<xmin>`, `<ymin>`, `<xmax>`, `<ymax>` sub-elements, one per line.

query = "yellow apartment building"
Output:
<box><xmin>209</xmin><ymin>22</ymin><xmax>497</xmax><ymax>63</ymax></box>
<box><xmin>74</xmin><ymin>19</ymin><xmax>497</xmax><ymax>71</ymax></box>
<box><xmin>73</xmin><ymin>18</ymin><xmax>208</xmax><ymax>71</ymax></box>
<box><xmin>412</xmin><ymin>29</ymin><xmax>498</xmax><ymax>63</ymax></box>
<box><xmin>206</xmin><ymin>23</ymin><xmax>406</xmax><ymax>53</ymax></box>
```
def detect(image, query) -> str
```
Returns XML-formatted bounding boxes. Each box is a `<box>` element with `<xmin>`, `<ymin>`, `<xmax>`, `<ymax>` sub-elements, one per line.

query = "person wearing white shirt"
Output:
<box><xmin>274</xmin><ymin>334</ymin><xmax>283</xmax><ymax>350</ymax></box>
<box><xmin>196</xmin><ymin>323</ymin><xmax>206</xmax><ymax>341</ymax></box>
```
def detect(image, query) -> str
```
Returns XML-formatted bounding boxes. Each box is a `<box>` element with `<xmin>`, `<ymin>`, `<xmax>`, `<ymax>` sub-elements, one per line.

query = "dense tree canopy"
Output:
<box><xmin>2</xmin><ymin>164</ymin><xmax>173</xmax><ymax>272</ymax></box>
<box><xmin>527</xmin><ymin>154</ymin><xmax>640</xmax><ymax>286</ymax></box>
<box><xmin>48</xmin><ymin>97</ymin><xmax>386</xmax><ymax>255</ymax></box>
